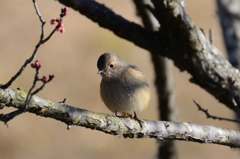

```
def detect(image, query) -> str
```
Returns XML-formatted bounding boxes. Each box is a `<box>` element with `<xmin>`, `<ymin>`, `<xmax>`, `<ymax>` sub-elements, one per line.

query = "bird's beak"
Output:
<box><xmin>97</xmin><ymin>70</ymin><xmax>105</xmax><ymax>74</ymax></box>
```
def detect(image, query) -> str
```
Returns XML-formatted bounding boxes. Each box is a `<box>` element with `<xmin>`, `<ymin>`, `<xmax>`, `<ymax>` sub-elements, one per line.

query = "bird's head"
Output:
<box><xmin>97</xmin><ymin>52</ymin><xmax>128</xmax><ymax>80</ymax></box>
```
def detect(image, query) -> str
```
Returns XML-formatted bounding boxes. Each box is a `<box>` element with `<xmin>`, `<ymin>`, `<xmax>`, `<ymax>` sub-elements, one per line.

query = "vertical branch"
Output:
<box><xmin>217</xmin><ymin>0</ymin><xmax>240</xmax><ymax>70</ymax></box>
<box><xmin>133</xmin><ymin>1</ymin><xmax>177</xmax><ymax>159</ymax></box>
<box><xmin>152</xmin><ymin>55</ymin><xmax>177</xmax><ymax>159</ymax></box>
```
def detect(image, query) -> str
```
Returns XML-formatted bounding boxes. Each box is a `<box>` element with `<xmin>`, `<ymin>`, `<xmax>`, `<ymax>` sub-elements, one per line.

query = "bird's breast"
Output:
<box><xmin>100</xmin><ymin>76</ymin><xmax>150</xmax><ymax>113</ymax></box>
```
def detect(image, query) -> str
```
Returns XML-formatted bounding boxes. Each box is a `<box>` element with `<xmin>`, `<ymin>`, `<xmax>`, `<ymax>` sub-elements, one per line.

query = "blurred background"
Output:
<box><xmin>0</xmin><ymin>0</ymin><xmax>239</xmax><ymax>159</ymax></box>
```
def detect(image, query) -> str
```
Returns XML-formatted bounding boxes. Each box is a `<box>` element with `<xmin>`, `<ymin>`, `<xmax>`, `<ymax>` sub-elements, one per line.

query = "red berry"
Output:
<box><xmin>50</xmin><ymin>19</ymin><xmax>57</xmax><ymax>25</ymax></box>
<box><xmin>61</xmin><ymin>7</ymin><xmax>69</xmax><ymax>17</ymax></box>
<box><xmin>35</xmin><ymin>60</ymin><xmax>41</xmax><ymax>68</ymax></box>
<box><xmin>58</xmin><ymin>21</ymin><xmax>64</xmax><ymax>27</ymax></box>
<box><xmin>31</xmin><ymin>63</ymin><xmax>35</xmax><ymax>68</ymax></box>
<box><xmin>41</xmin><ymin>75</ymin><xmax>48</xmax><ymax>83</ymax></box>
<box><xmin>60</xmin><ymin>27</ymin><xmax>65</xmax><ymax>33</ymax></box>
<box><xmin>64</xmin><ymin>7</ymin><xmax>69</xmax><ymax>12</ymax></box>
<box><xmin>56</xmin><ymin>26</ymin><xmax>62</xmax><ymax>31</ymax></box>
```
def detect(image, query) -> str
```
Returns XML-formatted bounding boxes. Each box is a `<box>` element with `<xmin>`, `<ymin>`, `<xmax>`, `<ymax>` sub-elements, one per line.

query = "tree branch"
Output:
<box><xmin>0</xmin><ymin>87</ymin><xmax>240</xmax><ymax>147</ymax></box>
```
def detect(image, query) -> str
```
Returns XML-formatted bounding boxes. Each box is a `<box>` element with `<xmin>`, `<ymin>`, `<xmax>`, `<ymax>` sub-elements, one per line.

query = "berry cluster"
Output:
<box><xmin>31</xmin><ymin>60</ymin><xmax>41</xmax><ymax>69</ymax></box>
<box><xmin>41</xmin><ymin>74</ymin><xmax>54</xmax><ymax>83</ymax></box>
<box><xmin>50</xmin><ymin>7</ymin><xmax>69</xmax><ymax>33</ymax></box>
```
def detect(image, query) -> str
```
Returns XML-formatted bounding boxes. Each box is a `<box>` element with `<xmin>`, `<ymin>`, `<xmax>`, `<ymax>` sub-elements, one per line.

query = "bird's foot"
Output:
<box><xmin>133</xmin><ymin>111</ymin><xmax>143</xmax><ymax>128</ymax></box>
<box><xmin>117</xmin><ymin>111</ymin><xmax>143</xmax><ymax>128</ymax></box>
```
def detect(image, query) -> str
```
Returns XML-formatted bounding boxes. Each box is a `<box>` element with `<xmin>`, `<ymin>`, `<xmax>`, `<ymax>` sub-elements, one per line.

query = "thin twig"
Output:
<box><xmin>24</xmin><ymin>67</ymin><xmax>40</xmax><ymax>109</ymax></box>
<box><xmin>193</xmin><ymin>100</ymin><xmax>240</xmax><ymax>123</ymax></box>
<box><xmin>209</xmin><ymin>28</ymin><xmax>214</xmax><ymax>44</ymax></box>
<box><xmin>0</xmin><ymin>0</ymin><xmax>56</xmax><ymax>89</ymax></box>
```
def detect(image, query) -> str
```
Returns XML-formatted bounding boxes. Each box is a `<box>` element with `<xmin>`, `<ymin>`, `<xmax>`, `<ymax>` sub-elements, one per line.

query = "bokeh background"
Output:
<box><xmin>0</xmin><ymin>0</ymin><xmax>239</xmax><ymax>159</ymax></box>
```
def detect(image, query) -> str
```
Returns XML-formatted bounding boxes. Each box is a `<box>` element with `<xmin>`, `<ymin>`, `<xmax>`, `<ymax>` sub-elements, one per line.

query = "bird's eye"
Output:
<box><xmin>109</xmin><ymin>64</ymin><xmax>114</xmax><ymax>68</ymax></box>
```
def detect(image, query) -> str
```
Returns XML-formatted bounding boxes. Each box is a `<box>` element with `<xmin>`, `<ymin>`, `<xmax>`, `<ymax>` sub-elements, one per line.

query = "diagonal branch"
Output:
<box><xmin>0</xmin><ymin>87</ymin><xmax>240</xmax><ymax>147</ymax></box>
<box><xmin>56</xmin><ymin>0</ymin><xmax>240</xmax><ymax>112</ymax></box>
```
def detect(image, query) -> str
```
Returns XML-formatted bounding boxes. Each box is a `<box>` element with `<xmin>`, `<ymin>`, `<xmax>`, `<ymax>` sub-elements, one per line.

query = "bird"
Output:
<box><xmin>97</xmin><ymin>52</ymin><xmax>150</xmax><ymax>121</ymax></box>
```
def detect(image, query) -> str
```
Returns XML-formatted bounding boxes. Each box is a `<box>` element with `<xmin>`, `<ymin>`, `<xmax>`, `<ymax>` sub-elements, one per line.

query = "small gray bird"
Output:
<box><xmin>97</xmin><ymin>52</ymin><xmax>150</xmax><ymax>119</ymax></box>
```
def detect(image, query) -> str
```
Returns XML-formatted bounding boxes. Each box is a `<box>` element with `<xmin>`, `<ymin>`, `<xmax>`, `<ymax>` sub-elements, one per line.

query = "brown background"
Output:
<box><xmin>0</xmin><ymin>0</ymin><xmax>239</xmax><ymax>159</ymax></box>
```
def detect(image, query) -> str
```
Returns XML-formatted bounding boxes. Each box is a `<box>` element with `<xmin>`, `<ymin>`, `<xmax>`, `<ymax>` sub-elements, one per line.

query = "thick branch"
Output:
<box><xmin>0</xmin><ymin>87</ymin><xmax>240</xmax><ymax>147</ymax></box>
<box><xmin>56</xmin><ymin>0</ymin><xmax>240</xmax><ymax>111</ymax></box>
